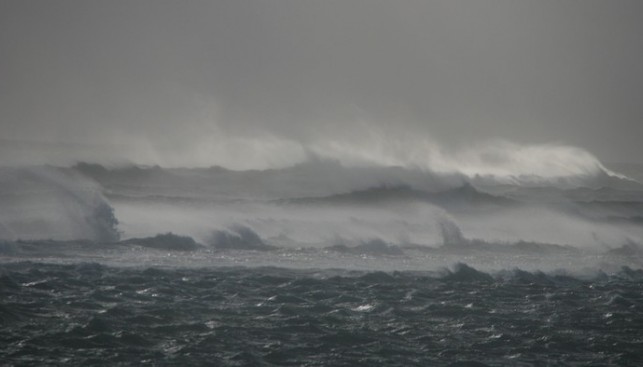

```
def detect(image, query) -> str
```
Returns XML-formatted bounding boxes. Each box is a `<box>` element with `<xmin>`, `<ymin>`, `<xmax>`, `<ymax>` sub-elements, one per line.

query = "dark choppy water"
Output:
<box><xmin>2</xmin><ymin>262</ymin><xmax>643</xmax><ymax>366</ymax></box>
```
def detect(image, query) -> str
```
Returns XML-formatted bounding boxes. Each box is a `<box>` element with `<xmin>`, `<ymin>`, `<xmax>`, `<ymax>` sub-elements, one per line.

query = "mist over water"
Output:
<box><xmin>0</xmin><ymin>121</ymin><xmax>622</xmax><ymax>182</ymax></box>
<box><xmin>1</xmin><ymin>146</ymin><xmax>641</xmax><ymax>272</ymax></box>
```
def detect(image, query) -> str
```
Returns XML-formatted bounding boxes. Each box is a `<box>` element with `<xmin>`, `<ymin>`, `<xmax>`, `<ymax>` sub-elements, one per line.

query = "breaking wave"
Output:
<box><xmin>0</xmin><ymin>155</ymin><xmax>641</xmax><ymax>271</ymax></box>
<box><xmin>307</xmin><ymin>136</ymin><xmax>627</xmax><ymax>186</ymax></box>
<box><xmin>0</xmin><ymin>166</ymin><xmax>119</xmax><ymax>242</ymax></box>
<box><xmin>207</xmin><ymin>225</ymin><xmax>275</xmax><ymax>251</ymax></box>
<box><xmin>120</xmin><ymin>233</ymin><xmax>201</xmax><ymax>251</ymax></box>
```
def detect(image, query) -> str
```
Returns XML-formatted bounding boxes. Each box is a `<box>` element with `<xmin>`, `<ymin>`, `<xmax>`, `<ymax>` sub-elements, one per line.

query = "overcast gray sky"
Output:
<box><xmin>1</xmin><ymin>0</ymin><xmax>642</xmax><ymax>167</ymax></box>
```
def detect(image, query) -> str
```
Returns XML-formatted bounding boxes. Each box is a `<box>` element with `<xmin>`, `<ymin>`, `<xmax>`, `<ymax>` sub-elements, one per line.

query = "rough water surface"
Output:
<box><xmin>2</xmin><ymin>163</ymin><xmax>643</xmax><ymax>365</ymax></box>
<box><xmin>1</xmin><ymin>262</ymin><xmax>642</xmax><ymax>366</ymax></box>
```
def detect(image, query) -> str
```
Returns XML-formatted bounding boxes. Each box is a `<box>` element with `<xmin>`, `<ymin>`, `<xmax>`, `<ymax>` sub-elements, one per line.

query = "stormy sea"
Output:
<box><xmin>2</xmin><ymin>159</ymin><xmax>643</xmax><ymax>366</ymax></box>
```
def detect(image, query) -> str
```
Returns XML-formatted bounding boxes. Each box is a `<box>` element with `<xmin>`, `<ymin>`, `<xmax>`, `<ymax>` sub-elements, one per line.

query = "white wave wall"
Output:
<box><xmin>0</xmin><ymin>166</ymin><xmax>119</xmax><ymax>242</ymax></box>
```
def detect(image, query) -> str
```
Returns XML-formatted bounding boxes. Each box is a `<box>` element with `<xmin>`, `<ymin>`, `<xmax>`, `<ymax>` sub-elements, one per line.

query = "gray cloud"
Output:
<box><xmin>1</xmin><ymin>0</ymin><xmax>642</xmax><ymax>167</ymax></box>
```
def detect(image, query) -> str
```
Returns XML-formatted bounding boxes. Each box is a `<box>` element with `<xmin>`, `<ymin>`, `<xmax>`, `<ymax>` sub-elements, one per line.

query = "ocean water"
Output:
<box><xmin>2</xmin><ymin>262</ymin><xmax>643</xmax><ymax>366</ymax></box>
<box><xmin>1</xmin><ymin>162</ymin><xmax>643</xmax><ymax>365</ymax></box>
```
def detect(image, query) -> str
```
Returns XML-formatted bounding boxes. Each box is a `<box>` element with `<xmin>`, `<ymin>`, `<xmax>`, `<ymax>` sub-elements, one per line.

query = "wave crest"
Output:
<box><xmin>0</xmin><ymin>167</ymin><xmax>119</xmax><ymax>242</ymax></box>
<box><xmin>207</xmin><ymin>225</ymin><xmax>274</xmax><ymax>251</ymax></box>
